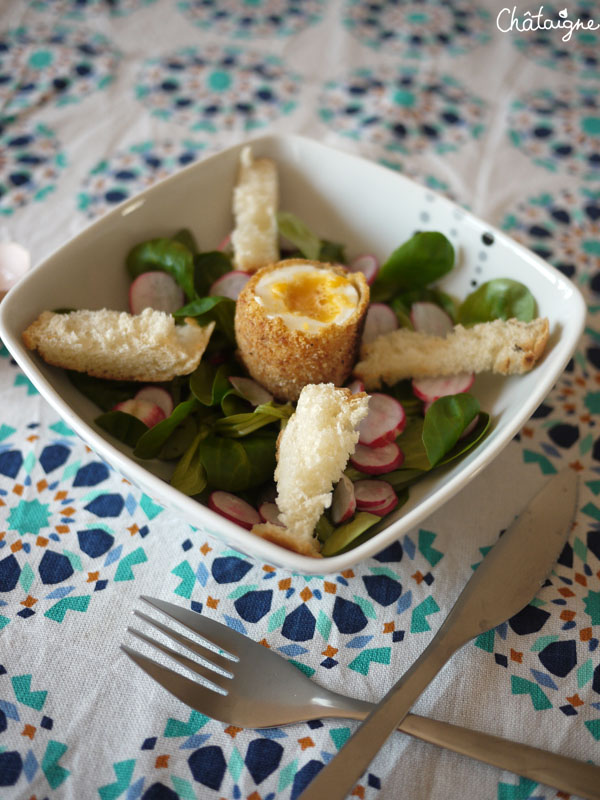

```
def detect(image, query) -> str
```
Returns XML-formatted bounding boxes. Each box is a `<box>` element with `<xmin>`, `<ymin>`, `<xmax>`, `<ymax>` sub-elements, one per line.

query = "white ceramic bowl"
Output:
<box><xmin>0</xmin><ymin>135</ymin><xmax>586</xmax><ymax>574</ymax></box>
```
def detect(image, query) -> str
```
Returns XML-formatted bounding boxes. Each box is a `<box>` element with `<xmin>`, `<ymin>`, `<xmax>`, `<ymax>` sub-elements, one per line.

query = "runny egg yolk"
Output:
<box><xmin>270</xmin><ymin>271</ymin><xmax>354</xmax><ymax>323</ymax></box>
<box><xmin>254</xmin><ymin>264</ymin><xmax>359</xmax><ymax>332</ymax></box>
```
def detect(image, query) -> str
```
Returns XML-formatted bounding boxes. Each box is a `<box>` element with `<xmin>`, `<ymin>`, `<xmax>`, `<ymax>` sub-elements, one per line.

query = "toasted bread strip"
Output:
<box><xmin>354</xmin><ymin>317</ymin><xmax>549</xmax><ymax>390</ymax></box>
<box><xmin>251</xmin><ymin>383</ymin><xmax>369</xmax><ymax>557</ymax></box>
<box><xmin>23</xmin><ymin>307</ymin><xmax>214</xmax><ymax>383</ymax></box>
<box><xmin>231</xmin><ymin>146</ymin><xmax>279</xmax><ymax>273</ymax></box>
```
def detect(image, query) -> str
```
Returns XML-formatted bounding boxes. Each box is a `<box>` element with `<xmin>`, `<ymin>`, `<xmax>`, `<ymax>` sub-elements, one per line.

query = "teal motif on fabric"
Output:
<box><xmin>348</xmin><ymin>647</ymin><xmax>391</xmax><ymax>675</ymax></box>
<box><xmin>164</xmin><ymin>710</ymin><xmax>209</xmax><ymax>738</ymax></box>
<box><xmin>585</xmin><ymin>719</ymin><xmax>600</xmax><ymax>741</ymax></box>
<box><xmin>583</xmin><ymin>590</ymin><xmax>600</xmax><ymax>625</ymax></box>
<box><xmin>418</xmin><ymin>530</ymin><xmax>443</xmax><ymax>567</ymax></box>
<box><xmin>113</xmin><ymin>547</ymin><xmax>148</xmax><ymax>581</ymax></box>
<box><xmin>44</xmin><ymin>594</ymin><xmax>91</xmax><ymax>622</ymax></box>
<box><xmin>510</xmin><ymin>676</ymin><xmax>552</xmax><ymax>710</ymax></box>
<box><xmin>410</xmin><ymin>596</ymin><xmax>440</xmax><ymax>633</ymax></box>
<box><xmin>330</xmin><ymin>727</ymin><xmax>351</xmax><ymax>749</ymax></box>
<box><xmin>497</xmin><ymin>776</ymin><xmax>539</xmax><ymax>800</ymax></box>
<box><xmin>42</xmin><ymin>740</ymin><xmax>70</xmax><ymax>790</ymax></box>
<box><xmin>172</xmin><ymin>560</ymin><xmax>196</xmax><ymax>598</ymax></box>
<box><xmin>522</xmin><ymin>450</ymin><xmax>557</xmax><ymax>474</ymax></box>
<box><xmin>7</xmin><ymin>499</ymin><xmax>51</xmax><ymax>536</ymax></box>
<box><xmin>474</xmin><ymin>629</ymin><xmax>494</xmax><ymax>653</ymax></box>
<box><xmin>11</xmin><ymin>674</ymin><xmax>47</xmax><ymax>710</ymax></box>
<box><xmin>98</xmin><ymin>759</ymin><xmax>137</xmax><ymax>800</ymax></box>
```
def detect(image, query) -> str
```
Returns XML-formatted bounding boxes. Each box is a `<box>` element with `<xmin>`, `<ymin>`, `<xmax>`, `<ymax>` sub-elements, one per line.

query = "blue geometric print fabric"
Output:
<box><xmin>1</xmin><ymin>1</ymin><xmax>599</xmax><ymax>799</ymax></box>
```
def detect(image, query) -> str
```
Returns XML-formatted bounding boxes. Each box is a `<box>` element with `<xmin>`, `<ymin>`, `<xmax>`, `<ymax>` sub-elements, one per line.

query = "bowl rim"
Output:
<box><xmin>0</xmin><ymin>133</ymin><xmax>587</xmax><ymax>574</ymax></box>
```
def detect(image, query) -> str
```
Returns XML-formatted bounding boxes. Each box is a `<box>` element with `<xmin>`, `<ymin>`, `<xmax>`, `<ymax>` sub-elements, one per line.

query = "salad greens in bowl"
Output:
<box><xmin>0</xmin><ymin>135</ymin><xmax>585</xmax><ymax>574</ymax></box>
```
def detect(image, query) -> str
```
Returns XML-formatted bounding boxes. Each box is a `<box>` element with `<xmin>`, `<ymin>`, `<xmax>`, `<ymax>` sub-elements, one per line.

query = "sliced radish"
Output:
<box><xmin>364</xmin><ymin>493</ymin><xmax>399</xmax><ymax>517</ymax></box>
<box><xmin>358</xmin><ymin>393</ymin><xmax>406</xmax><ymax>447</ymax></box>
<box><xmin>331</xmin><ymin>474</ymin><xmax>356</xmax><ymax>524</ymax></box>
<box><xmin>113</xmin><ymin>398</ymin><xmax>166</xmax><ymax>428</ymax></box>
<box><xmin>350</xmin><ymin>441</ymin><xmax>404</xmax><ymax>475</ymax></box>
<box><xmin>209</xmin><ymin>491</ymin><xmax>261</xmax><ymax>530</ymax></box>
<box><xmin>412</xmin><ymin>373</ymin><xmax>475</xmax><ymax>403</ymax></box>
<box><xmin>347</xmin><ymin>254</ymin><xmax>379</xmax><ymax>285</ymax></box>
<box><xmin>354</xmin><ymin>479</ymin><xmax>397</xmax><ymax>511</ymax></box>
<box><xmin>459</xmin><ymin>413</ymin><xmax>480</xmax><ymax>439</ymax></box>
<box><xmin>129</xmin><ymin>271</ymin><xmax>185</xmax><ymax>315</ymax></box>
<box><xmin>134</xmin><ymin>386</ymin><xmax>174</xmax><ymax>417</ymax></box>
<box><xmin>346</xmin><ymin>379</ymin><xmax>365</xmax><ymax>394</ymax></box>
<box><xmin>229</xmin><ymin>376</ymin><xmax>273</xmax><ymax>406</ymax></box>
<box><xmin>259</xmin><ymin>501</ymin><xmax>283</xmax><ymax>526</ymax></box>
<box><xmin>362</xmin><ymin>303</ymin><xmax>398</xmax><ymax>345</ymax></box>
<box><xmin>209</xmin><ymin>271</ymin><xmax>250</xmax><ymax>300</ymax></box>
<box><xmin>410</xmin><ymin>302</ymin><xmax>454</xmax><ymax>337</ymax></box>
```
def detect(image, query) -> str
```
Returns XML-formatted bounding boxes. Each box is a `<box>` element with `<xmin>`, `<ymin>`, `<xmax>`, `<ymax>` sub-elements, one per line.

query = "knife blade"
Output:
<box><xmin>298</xmin><ymin>468</ymin><xmax>579</xmax><ymax>800</ymax></box>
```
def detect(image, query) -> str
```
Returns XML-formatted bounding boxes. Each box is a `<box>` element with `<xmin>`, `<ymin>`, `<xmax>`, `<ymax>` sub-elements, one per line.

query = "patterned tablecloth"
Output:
<box><xmin>1</xmin><ymin>1</ymin><xmax>599</xmax><ymax>799</ymax></box>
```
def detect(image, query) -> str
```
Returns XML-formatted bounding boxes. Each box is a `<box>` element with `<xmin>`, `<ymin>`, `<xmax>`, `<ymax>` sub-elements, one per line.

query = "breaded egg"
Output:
<box><xmin>235</xmin><ymin>259</ymin><xmax>369</xmax><ymax>401</ymax></box>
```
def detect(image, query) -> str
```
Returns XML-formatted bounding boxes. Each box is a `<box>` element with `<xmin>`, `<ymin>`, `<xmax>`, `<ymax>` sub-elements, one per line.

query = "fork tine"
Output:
<box><xmin>140</xmin><ymin>596</ymin><xmax>242</xmax><ymax>660</ymax></box>
<box><xmin>133</xmin><ymin>610</ymin><xmax>233</xmax><ymax>675</ymax></box>
<box><xmin>127</xmin><ymin>627</ymin><xmax>233</xmax><ymax>693</ymax></box>
<box><xmin>121</xmin><ymin>645</ymin><xmax>237</xmax><ymax>724</ymax></box>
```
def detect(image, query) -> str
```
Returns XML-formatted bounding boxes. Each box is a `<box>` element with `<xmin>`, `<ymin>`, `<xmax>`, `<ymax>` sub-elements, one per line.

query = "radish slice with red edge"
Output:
<box><xmin>209</xmin><ymin>491</ymin><xmax>261</xmax><ymax>530</ymax></box>
<box><xmin>410</xmin><ymin>301</ymin><xmax>454</xmax><ymax>337</ymax></box>
<box><xmin>346</xmin><ymin>379</ymin><xmax>365</xmax><ymax>394</ymax></box>
<box><xmin>354</xmin><ymin>479</ymin><xmax>397</xmax><ymax>511</ymax></box>
<box><xmin>134</xmin><ymin>386</ymin><xmax>174</xmax><ymax>417</ymax></box>
<box><xmin>113</xmin><ymin>398</ymin><xmax>166</xmax><ymax>428</ymax></box>
<box><xmin>412</xmin><ymin>373</ymin><xmax>475</xmax><ymax>403</ymax></box>
<box><xmin>209</xmin><ymin>271</ymin><xmax>250</xmax><ymax>300</ymax></box>
<box><xmin>331</xmin><ymin>474</ymin><xmax>356</xmax><ymax>524</ymax></box>
<box><xmin>364</xmin><ymin>493</ymin><xmax>399</xmax><ymax>517</ymax></box>
<box><xmin>129</xmin><ymin>271</ymin><xmax>185</xmax><ymax>315</ymax></box>
<box><xmin>358</xmin><ymin>393</ymin><xmax>405</xmax><ymax>447</ymax></box>
<box><xmin>347</xmin><ymin>254</ymin><xmax>379</xmax><ymax>285</ymax></box>
<box><xmin>259</xmin><ymin>502</ymin><xmax>283</xmax><ymax>526</ymax></box>
<box><xmin>229</xmin><ymin>376</ymin><xmax>273</xmax><ymax>406</ymax></box>
<box><xmin>362</xmin><ymin>303</ymin><xmax>398</xmax><ymax>345</ymax></box>
<box><xmin>350</xmin><ymin>441</ymin><xmax>404</xmax><ymax>475</ymax></box>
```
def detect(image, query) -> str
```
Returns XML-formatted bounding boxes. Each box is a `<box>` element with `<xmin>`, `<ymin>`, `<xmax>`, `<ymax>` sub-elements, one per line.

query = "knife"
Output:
<box><xmin>299</xmin><ymin>468</ymin><xmax>580</xmax><ymax>800</ymax></box>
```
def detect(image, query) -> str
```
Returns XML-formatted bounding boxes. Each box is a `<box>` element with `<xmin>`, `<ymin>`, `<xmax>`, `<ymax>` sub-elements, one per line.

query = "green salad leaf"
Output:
<box><xmin>170</xmin><ymin>430</ymin><xmax>208</xmax><ymax>496</ymax></box>
<box><xmin>67</xmin><ymin>371</ymin><xmax>141</xmax><ymax>412</ymax></box>
<box><xmin>457</xmin><ymin>278</ymin><xmax>536</xmax><ymax>325</ymax></box>
<box><xmin>172</xmin><ymin>228</ymin><xmax>199</xmax><ymax>254</ymax></box>
<box><xmin>126</xmin><ymin>237</ymin><xmax>195</xmax><ymax>300</ymax></box>
<box><xmin>134</xmin><ymin>397</ymin><xmax>199</xmax><ymax>460</ymax></box>
<box><xmin>193</xmin><ymin>250</ymin><xmax>233</xmax><ymax>297</ymax></box>
<box><xmin>277</xmin><ymin>211</ymin><xmax>321</xmax><ymax>261</ymax></box>
<box><xmin>422</xmin><ymin>394</ymin><xmax>480</xmax><ymax>467</ymax></box>
<box><xmin>190</xmin><ymin>362</ymin><xmax>233</xmax><ymax>407</ymax></box>
<box><xmin>95</xmin><ymin>410</ymin><xmax>148</xmax><ymax>447</ymax></box>
<box><xmin>371</xmin><ymin>232</ymin><xmax>454</xmax><ymax>302</ymax></box>
<box><xmin>197</xmin><ymin>431</ymin><xmax>276</xmax><ymax>492</ymax></box>
<box><xmin>319</xmin><ymin>239</ymin><xmax>346</xmax><ymax>265</ymax></box>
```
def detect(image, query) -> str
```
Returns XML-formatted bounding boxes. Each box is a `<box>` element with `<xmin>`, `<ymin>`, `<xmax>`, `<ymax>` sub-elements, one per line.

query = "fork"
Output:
<box><xmin>121</xmin><ymin>596</ymin><xmax>600</xmax><ymax>800</ymax></box>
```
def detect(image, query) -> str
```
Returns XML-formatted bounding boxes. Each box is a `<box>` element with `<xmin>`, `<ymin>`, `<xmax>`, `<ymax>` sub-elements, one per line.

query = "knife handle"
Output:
<box><xmin>400</xmin><ymin>714</ymin><xmax>600</xmax><ymax>800</ymax></box>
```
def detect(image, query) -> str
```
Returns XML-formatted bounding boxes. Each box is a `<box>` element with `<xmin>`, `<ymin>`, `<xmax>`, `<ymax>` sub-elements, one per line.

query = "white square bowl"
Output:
<box><xmin>0</xmin><ymin>134</ymin><xmax>586</xmax><ymax>574</ymax></box>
